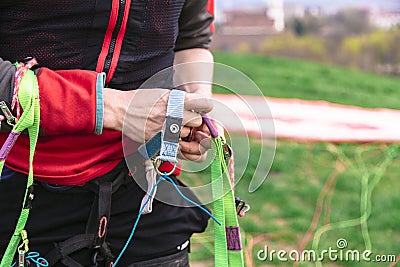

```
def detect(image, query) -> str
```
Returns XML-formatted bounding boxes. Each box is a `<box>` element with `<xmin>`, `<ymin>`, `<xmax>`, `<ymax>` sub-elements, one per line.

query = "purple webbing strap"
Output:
<box><xmin>226</xmin><ymin>226</ymin><xmax>242</xmax><ymax>251</ymax></box>
<box><xmin>201</xmin><ymin>113</ymin><xmax>219</xmax><ymax>138</ymax></box>
<box><xmin>0</xmin><ymin>131</ymin><xmax>21</xmax><ymax>161</ymax></box>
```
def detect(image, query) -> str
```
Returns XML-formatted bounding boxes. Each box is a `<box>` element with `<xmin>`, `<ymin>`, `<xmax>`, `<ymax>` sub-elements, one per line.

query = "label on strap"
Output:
<box><xmin>158</xmin><ymin>90</ymin><xmax>185</xmax><ymax>163</ymax></box>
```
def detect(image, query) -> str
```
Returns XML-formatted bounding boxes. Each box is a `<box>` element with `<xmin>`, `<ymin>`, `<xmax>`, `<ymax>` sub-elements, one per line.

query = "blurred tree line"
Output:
<box><xmin>257</xmin><ymin>8</ymin><xmax>400</xmax><ymax>76</ymax></box>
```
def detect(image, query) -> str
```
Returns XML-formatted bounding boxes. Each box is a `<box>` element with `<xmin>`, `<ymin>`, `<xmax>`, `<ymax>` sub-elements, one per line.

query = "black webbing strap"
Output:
<box><xmin>91</xmin><ymin>181</ymin><xmax>113</xmax><ymax>266</ymax></box>
<box><xmin>45</xmin><ymin>234</ymin><xmax>95</xmax><ymax>266</ymax></box>
<box><xmin>44</xmin><ymin>175</ymin><xmax>121</xmax><ymax>266</ymax></box>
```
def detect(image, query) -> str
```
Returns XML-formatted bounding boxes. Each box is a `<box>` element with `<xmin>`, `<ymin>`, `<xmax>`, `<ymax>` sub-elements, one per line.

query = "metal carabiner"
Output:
<box><xmin>235</xmin><ymin>197</ymin><xmax>251</xmax><ymax>217</ymax></box>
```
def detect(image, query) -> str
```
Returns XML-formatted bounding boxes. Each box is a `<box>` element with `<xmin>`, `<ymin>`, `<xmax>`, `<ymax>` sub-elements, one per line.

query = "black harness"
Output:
<box><xmin>42</xmin><ymin>164</ymin><xmax>132</xmax><ymax>267</ymax></box>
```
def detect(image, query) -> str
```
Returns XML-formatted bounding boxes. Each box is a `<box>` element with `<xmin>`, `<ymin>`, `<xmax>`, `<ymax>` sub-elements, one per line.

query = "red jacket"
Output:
<box><xmin>0</xmin><ymin>0</ymin><xmax>214</xmax><ymax>185</ymax></box>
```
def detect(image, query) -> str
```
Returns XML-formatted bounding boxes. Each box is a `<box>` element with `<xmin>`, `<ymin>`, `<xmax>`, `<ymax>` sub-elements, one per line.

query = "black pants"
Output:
<box><xmin>0</xmin><ymin>162</ymin><xmax>209</xmax><ymax>266</ymax></box>
<box><xmin>128</xmin><ymin>248</ymin><xmax>189</xmax><ymax>267</ymax></box>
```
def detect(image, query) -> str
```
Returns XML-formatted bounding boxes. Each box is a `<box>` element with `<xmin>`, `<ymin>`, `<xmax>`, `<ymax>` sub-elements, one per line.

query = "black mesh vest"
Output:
<box><xmin>0</xmin><ymin>0</ymin><xmax>185</xmax><ymax>90</ymax></box>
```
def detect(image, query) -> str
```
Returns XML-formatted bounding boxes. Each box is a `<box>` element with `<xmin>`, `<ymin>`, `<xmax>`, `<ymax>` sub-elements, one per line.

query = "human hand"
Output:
<box><xmin>103</xmin><ymin>88</ymin><xmax>213</xmax><ymax>144</ymax></box>
<box><xmin>179</xmin><ymin>117</ymin><xmax>224</xmax><ymax>162</ymax></box>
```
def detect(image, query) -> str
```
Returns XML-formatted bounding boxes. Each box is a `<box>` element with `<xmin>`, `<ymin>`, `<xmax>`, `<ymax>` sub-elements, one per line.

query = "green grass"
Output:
<box><xmin>213</xmin><ymin>52</ymin><xmax>400</xmax><ymax>109</ymax></box>
<box><xmin>186</xmin><ymin>53</ymin><xmax>400</xmax><ymax>266</ymax></box>
<box><xmin>188</xmin><ymin>141</ymin><xmax>400</xmax><ymax>267</ymax></box>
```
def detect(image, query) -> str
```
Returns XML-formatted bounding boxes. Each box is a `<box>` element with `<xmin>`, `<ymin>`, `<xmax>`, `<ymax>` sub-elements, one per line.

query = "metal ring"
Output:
<box><xmin>153</xmin><ymin>158</ymin><xmax>178</xmax><ymax>176</ymax></box>
<box><xmin>169</xmin><ymin>123</ymin><xmax>180</xmax><ymax>134</ymax></box>
<box><xmin>242</xmin><ymin>204</ymin><xmax>251</xmax><ymax>213</ymax></box>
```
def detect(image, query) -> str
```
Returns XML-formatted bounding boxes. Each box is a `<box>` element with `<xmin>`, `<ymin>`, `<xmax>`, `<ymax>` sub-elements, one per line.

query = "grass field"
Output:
<box><xmin>186</xmin><ymin>52</ymin><xmax>400</xmax><ymax>266</ymax></box>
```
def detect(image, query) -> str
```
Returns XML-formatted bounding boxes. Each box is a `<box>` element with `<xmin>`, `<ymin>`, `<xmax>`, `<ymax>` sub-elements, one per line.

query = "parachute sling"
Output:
<box><xmin>211</xmin><ymin>136</ymin><xmax>244</xmax><ymax>266</ymax></box>
<box><xmin>0</xmin><ymin>61</ymin><xmax>40</xmax><ymax>267</ymax></box>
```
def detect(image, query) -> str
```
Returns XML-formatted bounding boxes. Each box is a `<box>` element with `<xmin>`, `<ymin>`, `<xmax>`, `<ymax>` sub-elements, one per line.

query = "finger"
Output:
<box><xmin>0</xmin><ymin>115</ymin><xmax>4</xmax><ymax>121</ymax></box>
<box><xmin>179</xmin><ymin>140</ymin><xmax>202</xmax><ymax>156</ymax></box>
<box><xmin>193</xmin><ymin>131</ymin><xmax>211</xmax><ymax>149</ymax></box>
<box><xmin>195</xmin><ymin>122</ymin><xmax>210</xmax><ymax>136</ymax></box>
<box><xmin>184</xmin><ymin>93</ymin><xmax>213</xmax><ymax>113</ymax></box>
<box><xmin>183</xmin><ymin>111</ymin><xmax>202</xmax><ymax>128</ymax></box>
<box><xmin>180</xmin><ymin>151</ymin><xmax>208</xmax><ymax>162</ymax></box>
<box><xmin>179</xmin><ymin>140</ymin><xmax>208</xmax><ymax>156</ymax></box>
<box><xmin>196</xmin><ymin>117</ymin><xmax>224</xmax><ymax>137</ymax></box>
<box><xmin>180</xmin><ymin>126</ymin><xmax>191</xmax><ymax>138</ymax></box>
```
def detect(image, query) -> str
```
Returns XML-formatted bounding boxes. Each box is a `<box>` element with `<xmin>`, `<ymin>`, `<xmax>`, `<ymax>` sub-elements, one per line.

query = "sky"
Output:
<box><xmin>216</xmin><ymin>0</ymin><xmax>400</xmax><ymax>12</ymax></box>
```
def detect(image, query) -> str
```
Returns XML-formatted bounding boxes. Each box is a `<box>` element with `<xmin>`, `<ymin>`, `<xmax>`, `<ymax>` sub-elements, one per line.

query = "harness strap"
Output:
<box><xmin>211</xmin><ymin>137</ymin><xmax>228</xmax><ymax>266</ymax></box>
<box><xmin>94</xmin><ymin>182</ymin><xmax>112</xmax><ymax>245</ymax></box>
<box><xmin>44</xmin><ymin>178</ymin><xmax>116</xmax><ymax>266</ymax></box>
<box><xmin>83</xmin><ymin>166</ymin><xmax>128</xmax><ymax>195</ymax></box>
<box><xmin>61</xmin><ymin>256</ymin><xmax>85</xmax><ymax>267</ymax></box>
<box><xmin>140</xmin><ymin>159</ymin><xmax>157</xmax><ymax>214</ymax></box>
<box><xmin>211</xmin><ymin>136</ymin><xmax>244</xmax><ymax>266</ymax></box>
<box><xmin>45</xmin><ymin>234</ymin><xmax>95</xmax><ymax>266</ymax></box>
<box><xmin>0</xmin><ymin>60</ymin><xmax>40</xmax><ymax>267</ymax></box>
<box><xmin>46</xmin><ymin>236</ymin><xmax>114</xmax><ymax>267</ymax></box>
<box><xmin>157</xmin><ymin>90</ymin><xmax>185</xmax><ymax>163</ymax></box>
<box><xmin>92</xmin><ymin>181</ymin><xmax>113</xmax><ymax>266</ymax></box>
<box><xmin>138</xmin><ymin>131</ymin><xmax>162</xmax><ymax>160</ymax></box>
<box><xmin>138</xmin><ymin>90</ymin><xmax>185</xmax><ymax>214</ymax></box>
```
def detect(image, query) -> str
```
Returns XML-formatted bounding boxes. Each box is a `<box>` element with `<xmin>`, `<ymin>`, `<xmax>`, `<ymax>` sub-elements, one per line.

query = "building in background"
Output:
<box><xmin>211</xmin><ymin>0</ymin><xmax>400</xmax><ymax>52</ymax></box>
<box><xmin>267</xmin><ymin>0</ymin><xmax>285</xmax><ymax>32</ymax></box>
<box><xmin>284</xmin><ymin>4</ymin><xmax>306</xmax><ymax>19</ymax></box>
<box><xmin>218</xmin><ymin>8</ymin><xmax>276</xmax><ymax>36</ymax></box>
<box><xmin>369</xmin><ymin>8</ymin><xmax>400</xmax><ymax>29</ymax></box>
<box><xmin>212</xmin><ymin>0</ymin><xmax>285</xmax><ymax>51</ymax></box>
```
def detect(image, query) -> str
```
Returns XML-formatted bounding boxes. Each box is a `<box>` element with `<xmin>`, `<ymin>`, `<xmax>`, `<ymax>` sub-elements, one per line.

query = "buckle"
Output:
<box><xmin>235</xmin><ymin>197</ymin><xmax>251</xmax><ymax>217</ymax></box>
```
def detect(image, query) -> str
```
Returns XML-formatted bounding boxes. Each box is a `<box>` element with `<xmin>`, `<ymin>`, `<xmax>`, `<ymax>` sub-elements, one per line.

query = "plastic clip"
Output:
<box><xmin>235</xmin><ymin>197</ymin><xmax>251</xmax><ymax>217</ymax></box>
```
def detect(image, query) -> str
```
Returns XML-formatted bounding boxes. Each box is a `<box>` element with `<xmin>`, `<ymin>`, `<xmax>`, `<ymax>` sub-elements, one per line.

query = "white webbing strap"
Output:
<box><xmin>140</xmin><ymin>90</ymin><xmax>185</xmax><ymax>214</ymax></box>
<box><xmin>157</xmin><ymin>90</ymin><xmax>185</xmax><ymax>163</ymax></box>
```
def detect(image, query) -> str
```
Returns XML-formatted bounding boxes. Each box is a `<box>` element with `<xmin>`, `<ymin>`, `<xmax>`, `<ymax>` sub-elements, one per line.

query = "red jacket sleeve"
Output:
<box><xmin>37</xmin><ymin>68</ymin><xmax>104</xmax><ymax>135</ymax></box>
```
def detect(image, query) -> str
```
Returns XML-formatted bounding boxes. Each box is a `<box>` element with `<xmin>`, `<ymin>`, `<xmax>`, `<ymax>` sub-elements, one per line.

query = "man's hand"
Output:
<box><xmin>103</xmin><ymin>88</ymin><xmax>213</xmax><ymax>143</ymax></box>
<box><xmin>179</xmin><ymin>118</ymin><xmax>224</xmax><ymax>162</ymax></box>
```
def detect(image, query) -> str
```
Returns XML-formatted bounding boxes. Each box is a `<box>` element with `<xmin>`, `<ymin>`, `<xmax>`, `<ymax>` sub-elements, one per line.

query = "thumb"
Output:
<box><xmin>184</xmin><ymin>93</ymin><xmax>213</xmax><ymax>113</ymax></box>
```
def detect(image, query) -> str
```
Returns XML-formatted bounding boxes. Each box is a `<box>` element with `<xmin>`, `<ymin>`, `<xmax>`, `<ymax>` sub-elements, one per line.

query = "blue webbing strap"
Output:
<box><xmin>138</xmin><ymin>131</ymin><xmax>162</xmax><ymax>160</ymax></box>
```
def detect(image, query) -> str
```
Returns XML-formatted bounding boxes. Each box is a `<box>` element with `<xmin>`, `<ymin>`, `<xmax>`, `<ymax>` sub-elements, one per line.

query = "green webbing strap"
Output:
<box><xmin>0</xmin><ymin>69</ymin><xmax>40</xmax><ymax>267</ymax></box>
<box><xmin>211</xmin><ymin>138</ymin><xmax>227</xmax><ymax>266</ymax></box>
<box><xmin>211</xmin><ymin>137</ymin><xmax>244</xmax><ymax>267</ymax></box>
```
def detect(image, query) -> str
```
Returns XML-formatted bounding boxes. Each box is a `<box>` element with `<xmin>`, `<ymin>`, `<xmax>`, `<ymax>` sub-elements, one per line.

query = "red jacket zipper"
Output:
<box><xmin>96</xmin><ymin>0</ymin><xmax>131</xmax><ymax>83</ymax></box>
